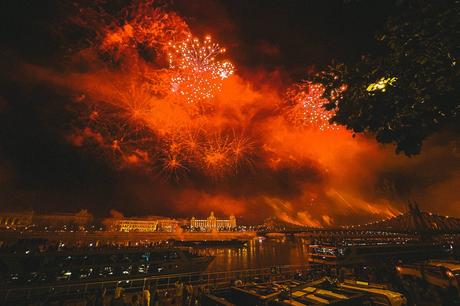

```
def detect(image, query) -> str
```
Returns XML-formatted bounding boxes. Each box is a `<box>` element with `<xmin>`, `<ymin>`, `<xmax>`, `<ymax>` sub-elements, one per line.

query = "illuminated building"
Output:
<box><xmin>104</xmin><ymin>218</ymin><xmax>159</xmax><ymax>232</ymax></box>
<box><xmin>0</xmin><ymin>211</ymin><xmax>33</xmax><ymax>228</ymax></box>
<box><xmin>0</xmin><ymin>210</ymin><xmax>93</xmax><ymax>229</ymax></box>
<box><xmin>156</xmin><ymin>218</ymin><xmax>181</xmax><ymax>232</ymax></box>
<box><xmin>103</xmin><ymin>216</ymin><xmax>180</xmax><ymax>232</ymax></box>
<box><xmin>190</xmin><ymin>212</ymin><xmax>237</xmax><ymax>231</ymax></box>
<box><xmin>34</xmin><ymin>210</ymin><xmax>93</xmax><ymax>227</ymax></box>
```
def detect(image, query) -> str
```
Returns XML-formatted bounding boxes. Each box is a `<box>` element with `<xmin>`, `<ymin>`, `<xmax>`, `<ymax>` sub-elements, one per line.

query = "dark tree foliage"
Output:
<box><xmin>314</xmin><ymin>0</ymin><xmax>459</xmax><ymax>155</ymax></box>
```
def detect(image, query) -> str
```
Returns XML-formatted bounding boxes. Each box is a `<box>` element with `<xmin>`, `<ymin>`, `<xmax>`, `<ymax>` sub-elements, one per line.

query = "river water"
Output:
<box><xmin>202</xmin><ymin>237</ymin><xmax>310</xmax><ymax>272</ymax></box>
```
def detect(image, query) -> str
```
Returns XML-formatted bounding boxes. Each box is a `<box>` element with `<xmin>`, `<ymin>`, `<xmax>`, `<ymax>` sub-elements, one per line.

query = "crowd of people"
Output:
<box><xmin>88</xmin><ymin>280</ymin><xmax>199</xmax><ymax>306</ymax></box>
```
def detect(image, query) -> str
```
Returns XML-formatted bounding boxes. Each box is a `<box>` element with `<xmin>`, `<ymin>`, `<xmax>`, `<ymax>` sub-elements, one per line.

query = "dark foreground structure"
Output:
<box><xmin>0</xmin><ymin>264</ymin><xmax>403</xmax><ymax>306</ymax></box>
<box><xmin>2</xmin><ymin>258</ymin><xmax>460</xmax><ymax>306</ymax></box>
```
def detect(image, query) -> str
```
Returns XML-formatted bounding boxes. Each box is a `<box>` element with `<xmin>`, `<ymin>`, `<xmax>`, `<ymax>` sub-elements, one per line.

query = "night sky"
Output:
<box><xmin>0</xmin><ymin>0</ymin><xmax>458</xmax><ymax>225</ymax></box>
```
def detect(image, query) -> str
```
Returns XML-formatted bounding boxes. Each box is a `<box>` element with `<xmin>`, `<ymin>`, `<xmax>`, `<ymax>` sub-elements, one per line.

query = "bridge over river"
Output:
<box><xmin>259</xmin><ymin>203</ymin><xmax>460</xmax><ymax>239</ymax></box>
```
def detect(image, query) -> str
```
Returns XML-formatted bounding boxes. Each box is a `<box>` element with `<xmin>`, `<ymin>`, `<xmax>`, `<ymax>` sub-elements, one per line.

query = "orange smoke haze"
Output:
<box><xmin>2</xmin><ymin>1</ymin><xmax>458</xmax><ymax>226</ymax></box>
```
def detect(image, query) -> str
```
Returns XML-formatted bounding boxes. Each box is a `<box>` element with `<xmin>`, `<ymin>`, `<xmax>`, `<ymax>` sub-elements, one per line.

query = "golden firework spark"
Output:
<box><xmin>168</xmin><ymin>35</ymin><xmax>234</xmax><ymax>104</ymax></box>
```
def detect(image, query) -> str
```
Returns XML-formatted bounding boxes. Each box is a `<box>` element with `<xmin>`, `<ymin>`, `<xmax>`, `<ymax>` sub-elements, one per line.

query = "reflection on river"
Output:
<box><xmin>199</xmin><ymin>237</ymin><xmax>310</xmax><ymax>272</ymax></box>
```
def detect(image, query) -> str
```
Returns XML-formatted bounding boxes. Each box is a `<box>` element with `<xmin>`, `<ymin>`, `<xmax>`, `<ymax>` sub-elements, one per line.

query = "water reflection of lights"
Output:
<box><xmin>257</xmin><ymin>236</ymin><xmax>266</xmax><ymax>243</ymax></box>
<box><xmin>203</xmin><ymin>238</ymin><xmax>310</xmax><ymax>272</ymax></box>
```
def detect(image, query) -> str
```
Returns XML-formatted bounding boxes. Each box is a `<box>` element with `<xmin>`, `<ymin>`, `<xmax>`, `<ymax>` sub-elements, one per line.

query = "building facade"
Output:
<box><xmin>104</xmin><ymin>219</ymin><xmax>158</xmax><ymax>232</ymax></box>
<box><xmin>190</xmin><ymin>212</ymin><xmax>237</xmax><ymax>231</ymax></box>
<box><xmin>156</xmin><ymin>219</ymin><xmax>180</xmax><ymax>232</ymax></box>
<box><xmin>34</xmin><ymin>210</ymin><xmax>93</xmax><ymax>227</ymax></box>
<box><xmin>0</xmin><ymin>210</ymin><xmax>93</xmax><ymax>229</ymax></box>
<box><xmin>0</xmin><ymin>212</ymin><xmax>34</xmax><ymax>228</ymax></box>
<box><xmin>103</xmin><ymin>216</ymin><xmax>180</xmax><ymax>232</ymax></box>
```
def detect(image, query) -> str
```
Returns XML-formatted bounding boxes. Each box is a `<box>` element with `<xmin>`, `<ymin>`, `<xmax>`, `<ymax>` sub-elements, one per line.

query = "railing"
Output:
<box><xmin>0</xmin><ymin>264</ymin><xmax>328</xmax><ymax>305</ymax></box>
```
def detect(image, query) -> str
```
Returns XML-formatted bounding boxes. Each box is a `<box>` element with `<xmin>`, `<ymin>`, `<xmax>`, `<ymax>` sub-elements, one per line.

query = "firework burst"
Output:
<box><xmin>201</xmin><ymin>133</ymin><xmax>232</xmax><ymax>178</ymax></box>
<box><xmin>168</xmin><ymin>35</ymin><xmax>234</xmax><ymax>104</ymax></box>
<box><xmin>284</xmin><ymin>82</ymin><xmax>339</xmax><ymax>131</ymax></box>
<box><xmin>229</xmin><ymin>132</ymin><xmax>255</xmax><ymax>172</ymax></box>
<box><xmin>103</xmin><ymin>124</ymin><xmax>153</xmax><ymax>166</ymax></box>
<box><xmin>160</xmin><ymin>153</ymin><xmax>189</xmax><ymax>181</ymax></box>
<box><xmin>67</xmin><ymin>3</ymin><xmax>257</xmax><ymax>181</ymax></box>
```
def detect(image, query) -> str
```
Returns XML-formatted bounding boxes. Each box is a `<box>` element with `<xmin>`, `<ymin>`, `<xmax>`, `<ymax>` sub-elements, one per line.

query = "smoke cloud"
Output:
<box><xmin>0</xmin><ymin>0</ymin><xmax>458</xmax><ymax>227</ymax></box>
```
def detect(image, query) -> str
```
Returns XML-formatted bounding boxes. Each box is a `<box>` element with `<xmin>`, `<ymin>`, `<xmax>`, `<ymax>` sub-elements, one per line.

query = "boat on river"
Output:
<box><xmin>308</xmin><ymin>241</ymin><xmax>451</xmax><ymax>265</ymax></box>
<box><xmin>0</xmin><ymin>240</ymin><xmax>213</xmax><ymax>286</ymax></box>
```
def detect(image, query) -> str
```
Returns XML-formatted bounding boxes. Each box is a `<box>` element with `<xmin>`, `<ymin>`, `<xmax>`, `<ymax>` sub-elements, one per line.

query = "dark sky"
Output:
<box><xmin>1</xmin><ymin>0</ymin><xmax>394</xmax><ymax>72</ymax></box>
<box><xmin>175</xmin><ymin>0</ymin><xmax>393</xmax><ymax>75</ymax></box>
<box><xmin>2</xmin><ymin>0</ymin><xmax>457</xmax><ymax>225</ymax></box>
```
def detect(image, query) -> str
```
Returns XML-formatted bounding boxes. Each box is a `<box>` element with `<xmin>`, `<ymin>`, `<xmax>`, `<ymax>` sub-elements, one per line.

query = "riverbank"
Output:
<box><xmin>0</xmin><ymin>230</ymin><xmax>257</xmax><ymax>246</ymax></box>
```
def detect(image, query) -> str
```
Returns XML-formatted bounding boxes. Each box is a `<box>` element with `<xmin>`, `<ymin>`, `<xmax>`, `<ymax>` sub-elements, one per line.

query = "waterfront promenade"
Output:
<box><xmin>0</xmin><ymin>230</ymin><xmax>257</xmax><ymax>245</ymax></box>
<box><xmin>0</xmin><ymin>264</ymin><xmax>318</xmax><ymax>305</ymax></box>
